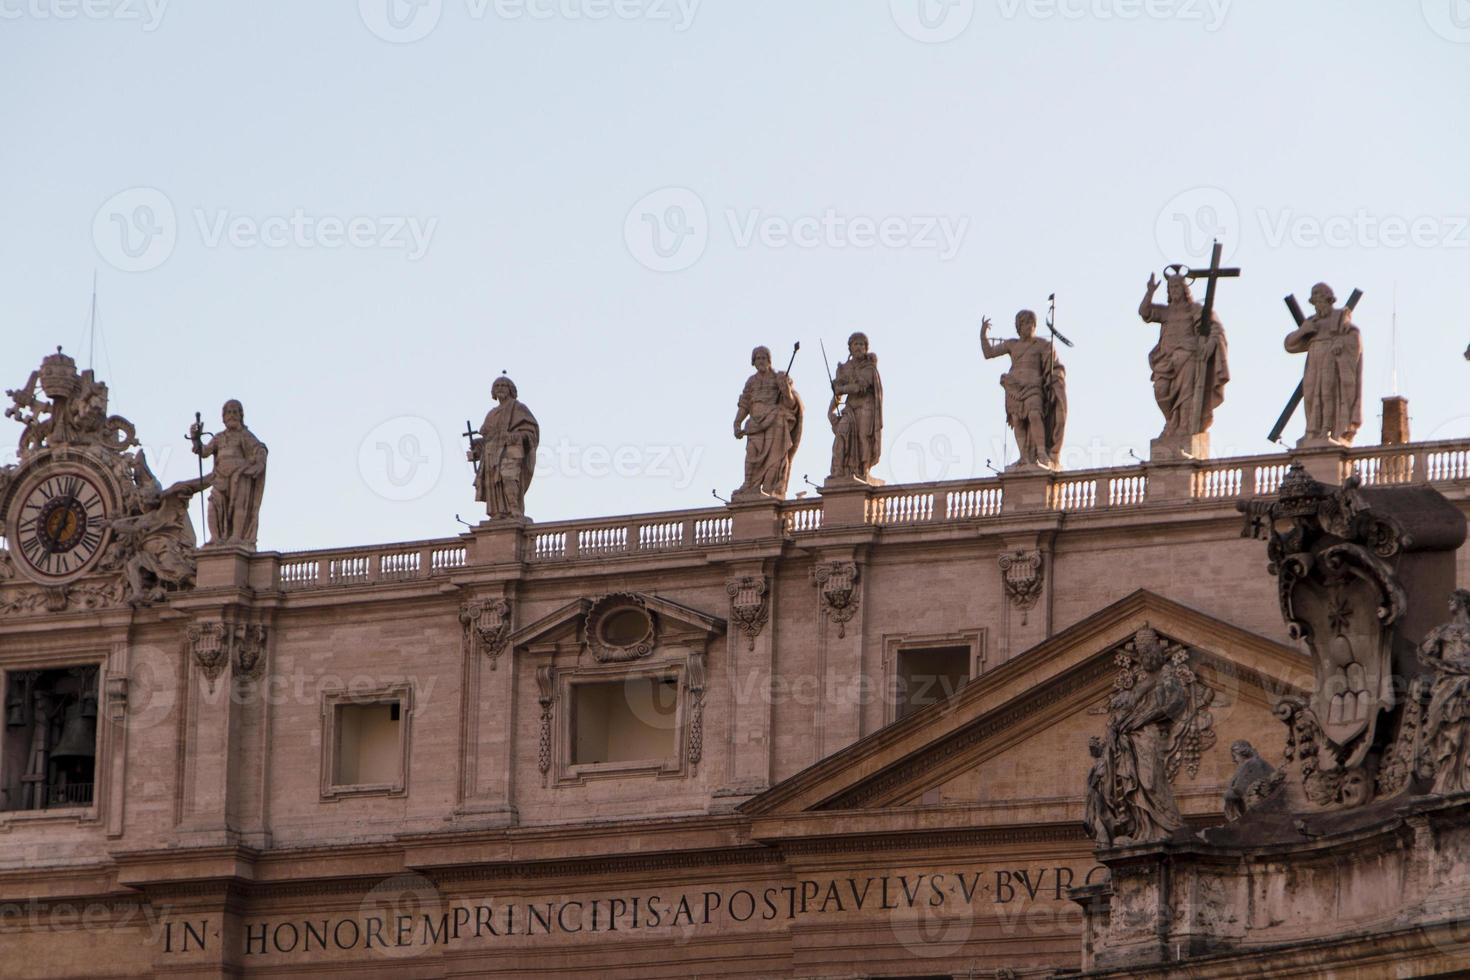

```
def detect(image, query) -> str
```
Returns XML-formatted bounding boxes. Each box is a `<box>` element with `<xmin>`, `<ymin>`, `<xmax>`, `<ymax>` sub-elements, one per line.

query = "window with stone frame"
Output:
<box><xmin>883</xmin><ymin>630</ymin><xmax>984</xmax><ymax>724</ymax></box>
<box><xmin>550</xmin><ymin>659</ymin><xmax>698</xmax><ymax>784</ymax></box>
<box><xmin>1</xmin><ymin>665</ymin><xmax>101</xmax><ymax>812</ymax></box>
<box><xmin>320</xmin><ymin>685</ymin><xmax>412</xmax><ymax>800</ymax></box>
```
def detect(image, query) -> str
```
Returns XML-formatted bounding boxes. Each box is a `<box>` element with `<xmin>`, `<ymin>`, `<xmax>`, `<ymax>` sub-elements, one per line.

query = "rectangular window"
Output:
<box><xmin>570</xmin><ymin>677</ymin><xmax>678</xmax><ymax>766</ymax></box>
<box><xmin>896</xmin><ymin>646</ymin><xmax>970</xmax><ymax>720</ymax></box>
<box><xmin>2</xmin><ymin>666</ymin><xmax>100</xmax><ymax>812</ymax></box>
<box><xmin>333</xmin><ymin>702</ymin><xmax>402</xmax><ymax>787</ymax></box>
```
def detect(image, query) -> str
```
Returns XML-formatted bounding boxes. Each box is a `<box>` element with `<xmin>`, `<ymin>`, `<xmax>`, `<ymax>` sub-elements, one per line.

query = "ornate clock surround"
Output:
<box><xmin>3</xmin><ymin>448</ymin><xmax>122</xmax><ymax>587</ymax></box>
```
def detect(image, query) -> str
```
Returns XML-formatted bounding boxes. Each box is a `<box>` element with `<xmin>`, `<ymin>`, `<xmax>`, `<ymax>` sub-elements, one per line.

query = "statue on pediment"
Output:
<box><xmin>1091</xmin><ymin>626</ymin><xmax>1216</xmax><ymax>847</ymax></box>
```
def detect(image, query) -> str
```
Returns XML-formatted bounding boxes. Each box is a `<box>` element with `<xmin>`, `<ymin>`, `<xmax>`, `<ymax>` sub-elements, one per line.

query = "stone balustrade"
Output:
<box><xmin>259</xmin><ymin>438</ymin><xmax>1470</xmax><ymax>593</ymax></box>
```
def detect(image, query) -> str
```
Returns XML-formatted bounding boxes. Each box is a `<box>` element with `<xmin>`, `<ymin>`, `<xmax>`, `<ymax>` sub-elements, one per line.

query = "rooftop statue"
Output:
<box><xmin>825</xmin><ymin>332</ymin><xmax>883</xmax><ymax>486</ymax></box>
<box><xmin>469</xmin><ymin>376</ymin><xmax>539</xmax><ymax>521</ymax></box>
<box><xmin>1283</xmin><ymin>283</ymin><xmax>1363</xmax><ymax>447</ymax></box>
<box><xmin>732</xmin><ymin>345</ymin><xmax>803</xmax><ymax>501</ymax></box>
<box><xmin>189</xmin><ymin>400</ymin><xmax>268</xmax><ymax>547</ymax></box>
<box><xmin>981</xmin><ymin>309</ymin><xmax>1066</xmax><ymax>471</ymax></box>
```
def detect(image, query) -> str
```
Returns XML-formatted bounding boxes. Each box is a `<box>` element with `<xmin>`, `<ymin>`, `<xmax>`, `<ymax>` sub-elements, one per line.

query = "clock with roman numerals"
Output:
<box><xmin>5</xmin><ymin>460</ymin><xmax>115</xmax><ymax>584</ymax></box>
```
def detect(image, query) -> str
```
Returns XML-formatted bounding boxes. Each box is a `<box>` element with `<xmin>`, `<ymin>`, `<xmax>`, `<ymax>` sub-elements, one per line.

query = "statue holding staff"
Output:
<box><xmin>981</xmin><ymin>309</ymin><xmax>1067</xmax><ymax>471</ymax></box>
<box><xmin>189</xmin><ymin>400</ymin><xmax>268</xmax><ymax>547</ymax></box>
<box><xmin>733</xmin><ymin>345</ymin><xmax>804</xmax><ymax>501</ymax></box>
<box><xmin>1284</xmin><ymin>283</ymin><xmax>1363</xmax><ymax>446</ymax></box>
<box><xmin>825</xmin><ymin>332</ymin><xmax>883</xmax><ymax>485</ymax></box>
<box><xmin>469</xmin><ymin>376</ymin><xmax>540</xmax><ymax>521</ymax></box>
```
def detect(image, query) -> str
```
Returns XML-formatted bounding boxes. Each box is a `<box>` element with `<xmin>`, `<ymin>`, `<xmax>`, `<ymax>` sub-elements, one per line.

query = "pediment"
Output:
<box><xmin>508</xmin><ymin>591</ymin><xmax>726</xmax><ymax>656</ymax></box>
<box><xmin>742</xmin><ymin>590</ymin><xmax>1309</xmax><ymax>817</ymax></box>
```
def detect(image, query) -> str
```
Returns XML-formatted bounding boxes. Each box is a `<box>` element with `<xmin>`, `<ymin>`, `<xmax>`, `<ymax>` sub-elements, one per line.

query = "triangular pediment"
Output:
<box><xmin>508</xmin><ymin>591</ymin><xmax>726</xmax><ymax>650</ymax></box>
<box><xmin>742</xmin><ymin>590</ymin><xmax>1308</xmax><ymax>817</ymax></box>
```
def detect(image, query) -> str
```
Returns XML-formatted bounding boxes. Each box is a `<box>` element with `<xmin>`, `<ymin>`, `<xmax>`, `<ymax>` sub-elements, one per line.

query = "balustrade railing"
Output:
<box><xmin>259</xmin><ymin>440</ymin><xmax>1470</xmax><ymax>592</ymax></box>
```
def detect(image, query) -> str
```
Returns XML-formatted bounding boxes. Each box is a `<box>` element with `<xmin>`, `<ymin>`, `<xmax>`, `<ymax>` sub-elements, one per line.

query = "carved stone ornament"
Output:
<box><xmin>585</xmin><ymin>593</ymin><xmax>658</xmax><ymax>663</ymax></box>
<box><xmin>535</xmin><ymin>666</ymin><xmax>555</xmax><ymax>780</ymax></box>
<box><xmin>186</xmin><ymin>622</ymin><xmax>230</xmax><ymax>689</ymax></box>
<box><xmin>1084</xmin><ymin>625</ymin><xmax>1217</xmax><ymax>848</ymax></box>
<box><xmin>998</xmin><ymin>549</ymin><xmax>1044</xmax><ymax>625</ymax></box>
<box><xmin>1405</xmin><ymin>589</ymin><xmax>1470</xmax><ymax>796</ymax></box>
<box><xmin>1</xmin><ymin>349</ymin><xmax>202</xmax><ymax>613</ymax></box>
<box><xmin>726</xmin><ymin>576</ymin><xmax>769</xmax><ymax>651</ymax></box>
<box><xmin>812</xmin><ymin>561</ymin><xmax>860</xmax><ymax>638</ymax></box>
<box><xmin>460</xmin><ymin>598</ymin><xmax>513</xmax><ymax>668</ymax></box>
<box><xmin>185</xmin><ymin>621</ymin><xmax>268</xmax><ymax>690</ymax></box>
<box><xmin>687</xmin><ymin>652</ymin><xmax>707</xmax><ymax>768</ymax></box>
<box><xmin>234</xmin><ymin>624</ymin><xmax>269</xmax><ymax>681</ymax></box>
<box><xmin>1241</xmin><ymin>464</ymin><xmax>1467</xmax><ymax>811</ymax></box>
<box><xmin>1222</xmin><ymin>739</ymin><xmax>1279</xmax><ymax>822</ymax></box>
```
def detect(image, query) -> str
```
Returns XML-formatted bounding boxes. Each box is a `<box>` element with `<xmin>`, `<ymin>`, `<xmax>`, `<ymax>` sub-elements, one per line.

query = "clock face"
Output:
<box><xmin>11</xmin><ymin>469</ymin><xmax>110</xmax><ymax>582</ymax></box>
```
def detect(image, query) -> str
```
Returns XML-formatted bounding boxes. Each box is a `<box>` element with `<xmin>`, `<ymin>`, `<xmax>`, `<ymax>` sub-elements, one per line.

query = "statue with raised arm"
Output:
<box><xmin>189</xmin><ymin>400</ymin><xmax>268</xmax><ymax>547</ymax></box>
<box><xmin>733</xmin><ymin>346</ymin><xmax>804</xmax><ymax>500</ymax></box>
<box><xmin>1284</xmin><ymin>283</ymin><xmax>1363</xmax><ymax>447</ymax></box>
<box><xmin>982</xmin><ymin>310</ymin><xmax>1067</xmax><ymax>471</ymax></box>
<box><xmin>1138</xmin><ymin>270</ymin><xmax>1230</xmax><ymax>458</ymax></box>
<box><xmin>470</xmin><ymin>376</ymin><xmax>539</xmax><ymax>520</ymax></box>
<box><xmin>826</xmin><ymin>332</ymin><xmax>883</xmax><ymax>485</ymax></box>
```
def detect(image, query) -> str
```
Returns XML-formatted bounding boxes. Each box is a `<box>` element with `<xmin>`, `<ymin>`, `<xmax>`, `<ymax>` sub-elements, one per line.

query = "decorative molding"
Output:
<box><xmin>585</xmin><ymin>593</ymin><xmax>658</xmax><ymax>663</ymax></box>
<box><xmin>998</xmin><ymin>549</ymin><xmax>1044</xmax><ymax>625</ymax></box>
<box><xmin>185</xmin><ymin>622</ymin><xmax>230</xmax><ymax>689</ymax></box>
<box><xmin>234</xmin><ymin>625</ymin><xmax>269</xmax><ymax>681</ymax></box>
<box><xmin>535</xmin><ymin>666</ymin><xmax>555</xmax><ymax>781</ymax></box>
<box><xmin>812</xmin><ymin>560</ymin><xmax>860</xmax><ymax>639</ymax></box>
<box><xmin>460</xmin><ymin>598</ymin><xmax>513</xmax><ymax>669</ymax></box>
<box><xmin>725</xmin><ymin>576</ymin><xmax>769</xmax><ymax>651</ymax></box>
<box><xmin>687</xmin><ymin>652</ymin><xmax>707</xmax><ymax>768</ymax></box>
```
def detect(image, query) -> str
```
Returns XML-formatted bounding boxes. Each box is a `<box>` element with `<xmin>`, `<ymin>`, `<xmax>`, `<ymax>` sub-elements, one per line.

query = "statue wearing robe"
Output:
<box><xmin>982</xmin><ymin>311</ymin><xmax>1067</xmax><ymax>470</ymax></box>
<box><xmin>1138</xmin><ymin>273</ymin><xmax>1230</xmax><ymax>441</ymax></box>
<box><xmin>473</xmin><ymin>377</ymin><xmax>540</xmax><ymax>520</ymax></box>
<box><xmin>733</xmin><ymin>346</ymin><xmax>803</xmax><ymax>500</ymax></box>
<box><xmin>1285</xmin><ymin>283</ymin><xmax>1363</xmax><ymax>446</ymax></box>
<box><xmin>191</xmin><ymin>400</ymin><xmax>267</xmax><ymax>546</ymax></box>
<box><xmin>827</xmin><ymin>333</ymin><xmax>883</xmax><ymax>484</ymax></box>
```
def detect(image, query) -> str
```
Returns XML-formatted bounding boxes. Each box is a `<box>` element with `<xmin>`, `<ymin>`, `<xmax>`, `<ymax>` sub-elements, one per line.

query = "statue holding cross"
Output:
<box><xmin>1273</xmin><ymin>283</ymin><xmax>1365</xmax><ymax>447</ymax></box>
<box><xmin>1138</xmin><ymin>242</ymin><xmax>1238</xmax><ymax>461</ymax></box>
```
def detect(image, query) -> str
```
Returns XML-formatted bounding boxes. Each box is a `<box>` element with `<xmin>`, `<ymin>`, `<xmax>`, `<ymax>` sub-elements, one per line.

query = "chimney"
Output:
<box><xmin>1381</xmin><ymin>395</ymin><xmax>1410</xmax><ymax>445</ymax></box>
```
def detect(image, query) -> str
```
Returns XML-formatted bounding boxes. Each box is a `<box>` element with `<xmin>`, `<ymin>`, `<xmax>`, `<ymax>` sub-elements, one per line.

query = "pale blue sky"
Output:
<box><xmin>2</xmin><ymin>1</ymin><xmax>1467</xmax><ymax>551</ymax></box>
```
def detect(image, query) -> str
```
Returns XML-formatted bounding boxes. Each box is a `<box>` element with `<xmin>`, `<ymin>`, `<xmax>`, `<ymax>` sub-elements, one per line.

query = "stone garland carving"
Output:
<box><xmin>535</xmin><ymin>667</ymin><xmax>555</xmax><ymax>781</ymax></box>
<box><xmin>726</xmin><ymin>576</ymin><xmax>769</xmax><ymax>652</ymax></box>
<box><xmin>1084</xmin><ymin>626</ymin><xmax>1216</xmax><ymax>847</ymax></box>
<box><xmin>998</xmin><ymin>550</ymin><xmax>1044</xmax><ymax>626</ymax></box>
<box><xmin>460</xmin><ymin>598</ymin><xmax>513</xmax><ymax>669</ymax></box>
<box><xmin>104</xmin><ymin>675</ymin><xmax>129</xmax><ymax>722</ymax></box>
<box><xmin>585</xmin><ymin>593</ymin><xmax>657</xmax><ymax>663</ymax></box>
<box><xmin>687</xmin><ymin>652</ymin><xmax>707</xmax><ymax>768</ymax></box>
<box><xmin>812</xmin><ymin>561</ymin><xmax>860</xmax><ymax>639</ymax></box>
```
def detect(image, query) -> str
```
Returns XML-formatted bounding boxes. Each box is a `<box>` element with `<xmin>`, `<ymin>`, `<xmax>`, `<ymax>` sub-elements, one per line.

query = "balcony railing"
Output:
<box><xmin>255</xmin><ymin>439</ymin><xmax>1470</xmax><ymax>593</ymax></box>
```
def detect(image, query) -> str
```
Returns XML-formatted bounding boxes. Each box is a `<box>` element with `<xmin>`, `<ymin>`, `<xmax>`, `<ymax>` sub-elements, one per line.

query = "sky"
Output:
<box><xmin>2</xmin><ymin>0</ymin><xmax>1468</xmax><ymax>552</ymax></box>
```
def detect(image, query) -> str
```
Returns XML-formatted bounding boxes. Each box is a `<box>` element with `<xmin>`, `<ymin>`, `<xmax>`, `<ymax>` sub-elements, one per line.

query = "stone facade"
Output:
<box><xmin>6</xmin><ymin>426</ymin><xmax>1470</xmax><ymax>976</ymax></box>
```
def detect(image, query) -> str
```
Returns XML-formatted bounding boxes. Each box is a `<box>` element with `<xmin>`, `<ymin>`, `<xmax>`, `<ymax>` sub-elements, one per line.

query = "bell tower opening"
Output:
<box><xmin>2</xmin><ymin>666</ymin><xmax>99</xmax><ymax>811</ymax></box>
